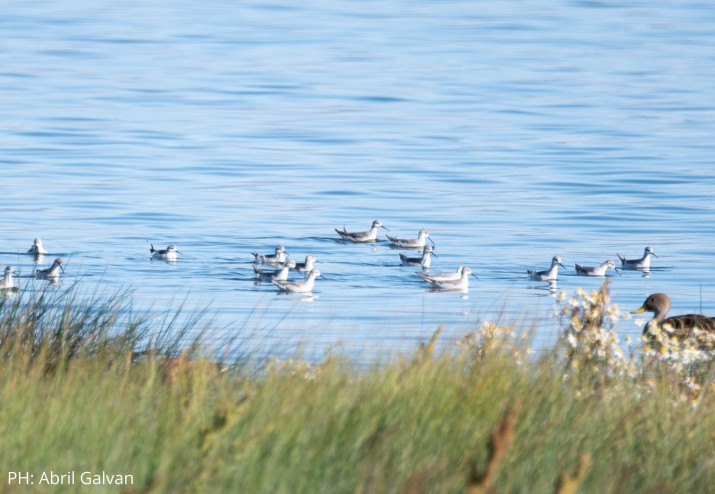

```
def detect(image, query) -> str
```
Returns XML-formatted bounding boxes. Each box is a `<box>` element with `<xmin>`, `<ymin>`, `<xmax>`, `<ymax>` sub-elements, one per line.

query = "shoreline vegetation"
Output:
<box><xmin>1</xmin><ymin>282</ymin><xmax>714</xmax><ymax>493</ymax></box>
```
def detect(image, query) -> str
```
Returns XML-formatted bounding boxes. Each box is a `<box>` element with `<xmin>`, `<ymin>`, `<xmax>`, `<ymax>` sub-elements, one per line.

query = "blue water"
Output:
<box><xmin>2</xmin><ymin>1</ymin><xmax>715</xmax><ymax>361</ymax></box>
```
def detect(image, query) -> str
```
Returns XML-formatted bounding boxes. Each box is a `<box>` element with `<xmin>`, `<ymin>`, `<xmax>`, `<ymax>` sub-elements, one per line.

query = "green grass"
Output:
<box><xmin>0</xmin><ymin>283</ymin><xmax>714</xmax><ymax>493</ymax></box>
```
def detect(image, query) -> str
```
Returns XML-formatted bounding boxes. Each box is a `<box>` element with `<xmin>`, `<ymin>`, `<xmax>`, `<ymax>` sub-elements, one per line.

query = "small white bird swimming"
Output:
<box><xmin>575</xmin><ymin>260</ymin><xmax>616</xmax><ymax>277</ymax></box>
<box><xmin>0</xmin><ymin>266</ymin><xmax>18</xmax><ymax>290</ymax></box>
<box><xmin>335</xmin><ymin>220</ymin><xmax>388</xmax><ymax>243</ymax></box>
<box><xmin>273</xmin><ymin>269</ymin><xmax>321</xmax><ymax>293</ymax></box>
<box><xmin>417</xmin><ymin>266</ymin><xmax>466</xmax><ymax>283</ymax></box>
<box><xmin>617</xmin><ymin>246</ymin><xmax>657</xmax><ymax>270</ymax></box>
<box><xmin>528</xmin><ymin>256</ymin><xmax>565</xmax><ymax>281</ymax></box>
<box><xmin>27</xmin><ymin>237</ymin><xmax>48</xmax><ymax>255</ymax></box>
<box><xmin>386</xmin><ymin>228</ymin><xmax>434</xmax><ymax>249</ymax></box>
<box><xmin>293</xmin><ymin>255</ymin><xmax>317</xmax><ymax>275</ymax></box>
<box><xmin>428</xmin><ymin>266</ymin><xmax>476</xmax><ymax>291</ymax></box>
<box><xmin>252</xmin><ymin>245</ymin><xmax>287</xmax><ymax>265</ymax></box>
<box><xmin>151</xmin><ymin>244</ymin><xmax>180</xmax><ymax>261</ymax></box>
<box><xmin>400</xmin><ymin>245</ymin><xmax>436</xmax><ymax>269</ymax></box>
<box><xmin>35</xmin><ymin>258</ymin><xmax>64</xmax><ymax>279</ymax></box>
<box><xmin>254</xmin><ymin>259</ymin><xmax>296</xmax><ymax>282</ymax></box>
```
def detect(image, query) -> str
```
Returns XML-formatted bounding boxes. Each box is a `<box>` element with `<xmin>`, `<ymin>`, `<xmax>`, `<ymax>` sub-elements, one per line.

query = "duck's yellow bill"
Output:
<box><xmin>631</xmin><ymin>305</ymin><xmax>647</xmax><ymax>314</ymax></box>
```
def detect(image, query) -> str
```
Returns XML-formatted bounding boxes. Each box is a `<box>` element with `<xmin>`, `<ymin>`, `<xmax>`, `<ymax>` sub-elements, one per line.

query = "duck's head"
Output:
<box><xmin>632</xmin><ymin>293</ymin><xmax>670</xmax><ymax>320</ymax></box>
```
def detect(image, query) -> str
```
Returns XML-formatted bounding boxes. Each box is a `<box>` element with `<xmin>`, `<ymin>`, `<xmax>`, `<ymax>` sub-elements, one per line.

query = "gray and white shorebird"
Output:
<box><xmin>528</xmin><ymin>256</ymin><xmax>565</xmax><ymax>281</ymax></box>
<box><xmin>252</xmin><ymin>244</ymin><xmax>287</xmax><ymax>265</ymax></box>
<box><xmin>335</xmin><ymin>220</ymin><xmax>388</xmax><ymax>243</ymax></box>
<box><xmin>575</xmin><ymin>260</ymin><xmax>616</xmax><ymax>277</ymax></box>
<box><xmin>386</xmin><ymin>228</ymin><xmax>434</xmax><ymax>249</ymax></box>
<box><xmin>293</xmin><ymin>255</ymin><xmax>317</xmax><ymax>275</ymax></box>
<box><xmin>400</xmin><ymin>245</ymin><xmax>436</xmax><ymax>269</ymax></box>
<box><xmin>35</xmin><ymin>258</ymin><xmax>64</xmax><ymax>279</ymax></box>
<box><xmin>617</xmin><ymin>246</ymin><xmax>657</xmax><ymax>270</ymax></box>
<box><xmin>427</xmin><ymin>267</ymin><xmax>476</xmax><ymax>292</ymax></box>
<box><xmin>273</xmin><ymin>269</ymin><xmax>321</xmax><ymax>294</ymax></box>
<box><xmin>151</xmin><ymin>244</ymin><xmax>180</xmax><ymax>261</ymax></box>
<box><xmin>27</xmin><ymin>237</ymin><xmax>48</xmax><ymax>256</ymax></box>
<box><xmin>417</xmin><ymin>266</ymin><xmax>465</xmax><ymax>283</ymax></box>
<box><xmin>0</xmin><ymin>266</ymin><xmax>18</xmax><ymax>290</ymax></box>
<box><xmin>254</xmin><ymin>259</ymin><xmax>296</xmax><ymax>282</ymax></box>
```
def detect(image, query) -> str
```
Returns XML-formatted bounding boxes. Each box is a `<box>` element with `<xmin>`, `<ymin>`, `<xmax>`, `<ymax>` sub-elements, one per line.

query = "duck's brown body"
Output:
<box><xmin>633</xmin><ymin>293</ymin><xmax>715</xmax><ymax>346</ymax></box>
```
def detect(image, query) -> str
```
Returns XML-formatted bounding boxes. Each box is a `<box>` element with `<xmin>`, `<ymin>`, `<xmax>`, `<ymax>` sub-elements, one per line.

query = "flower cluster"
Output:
<box><xmin>640</xmin><ymin>318</ymin><xmax>715</xmax><ymax>357</ymax></box>
<box><xmin>458</xmin><ymin>320</ymin><xmax>532</xmax><ymax>365</ymax></box>
<box><xmin>266</xmin><ymin>358</ymin><xmax>321</xmax><ymax>381</ymax></box>
<box><xmin>556</xmin><ymin>281</ymin><xmax>634</xmax><ymax>377</ymax></box>
<box><xmin>638</xmin><ymin>326</ymin><xmax>715</xmax><ymax>404</ymax></box>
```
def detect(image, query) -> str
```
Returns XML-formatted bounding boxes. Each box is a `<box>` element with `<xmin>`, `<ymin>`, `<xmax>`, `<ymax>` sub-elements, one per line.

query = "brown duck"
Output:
<box><xmin>632</xmin><ymin>293</ymin><xmax>715</xmax><ymax>345</ymax></box>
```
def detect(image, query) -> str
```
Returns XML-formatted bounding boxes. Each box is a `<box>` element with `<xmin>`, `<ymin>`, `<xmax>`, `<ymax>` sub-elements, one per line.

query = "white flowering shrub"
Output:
<box><xmin>457</xmin><ymin>320</ymin><xmax>532</xmax><ymax>366</ymax></box>
<box><xmin>553</xmin><ymin>280</ymin><xmax>714</xmax><ymax>404</ymax></box>
<box><xmin>556</xmin><ymin>281</ymin><xmax>634</xmax><ymax>378</ymax></box>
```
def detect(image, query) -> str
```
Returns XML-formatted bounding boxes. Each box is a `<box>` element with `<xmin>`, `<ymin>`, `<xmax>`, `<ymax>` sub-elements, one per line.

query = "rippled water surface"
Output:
<box><xmin>2</xmin><ymin>1</ymin><xmax>715</xmax><ymax>361</ymax></box>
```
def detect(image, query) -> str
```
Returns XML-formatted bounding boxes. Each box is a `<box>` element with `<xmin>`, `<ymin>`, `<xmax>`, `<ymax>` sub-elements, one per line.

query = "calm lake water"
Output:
<box><xmin>2</xmin><ymin>1</ymin><xmax>715</xmax><ymax>362</ymax></box>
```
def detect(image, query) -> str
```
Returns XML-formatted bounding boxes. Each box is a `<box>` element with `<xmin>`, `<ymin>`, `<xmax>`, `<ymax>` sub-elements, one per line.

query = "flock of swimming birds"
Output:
<box><xmin>2</xmin><ymin>224</ymin><xmax>714</xmax><ymax>343</ymax></box>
